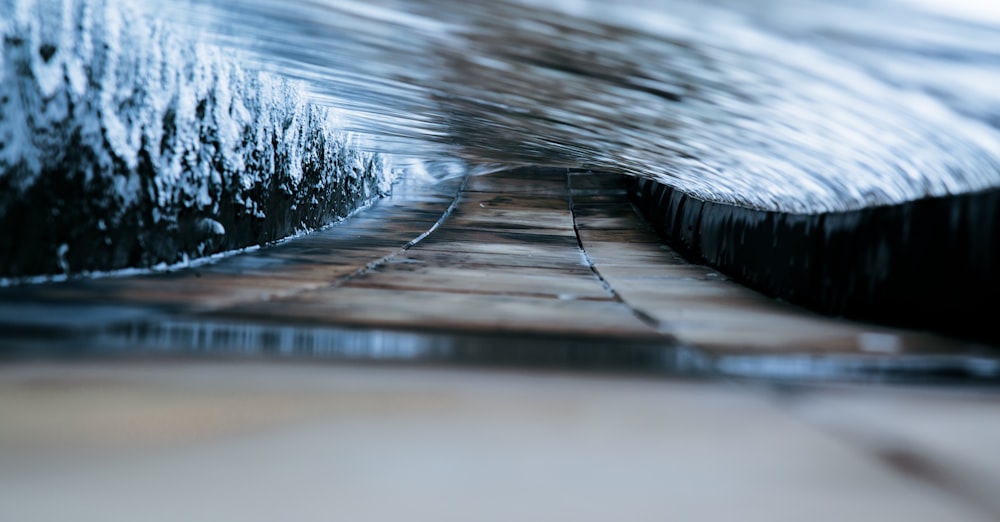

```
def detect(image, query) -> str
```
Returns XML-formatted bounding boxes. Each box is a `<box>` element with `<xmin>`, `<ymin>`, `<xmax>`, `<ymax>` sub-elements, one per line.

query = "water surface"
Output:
<box><xmin>168</xmin><ymin>0</ymin><xmax>1000</xmax><ymax>212</ymax></box>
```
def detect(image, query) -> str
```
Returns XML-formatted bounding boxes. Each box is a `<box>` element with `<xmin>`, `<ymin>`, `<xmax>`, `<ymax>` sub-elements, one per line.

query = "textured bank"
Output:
<box><xmin>630</xmin><ymin>179</ymin><xmax>1000</xmax><ymax>344</ymax></box>
<box><xmin>0</xmin><ymin>0</ymin><xmax>392</xmax><ymax>279</ymax></box>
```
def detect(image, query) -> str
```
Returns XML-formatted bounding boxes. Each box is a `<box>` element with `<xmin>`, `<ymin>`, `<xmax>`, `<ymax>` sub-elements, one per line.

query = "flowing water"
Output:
<box><xmin>164</xmin><ymin>0</ymin><xmax>1000</xmax><ymax>213</ymax></box>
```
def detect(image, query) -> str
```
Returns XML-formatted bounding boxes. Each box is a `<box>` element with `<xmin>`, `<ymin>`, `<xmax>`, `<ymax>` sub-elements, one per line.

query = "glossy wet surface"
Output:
<box><xmin>0</xmin><ymin>168</ymin><xmax>996</xmax><ymax>381</ymax></box>
<box><xmin>2</xmin><ymin>169</ymin><xmax>999</xmax><ymax>520</ymax></box>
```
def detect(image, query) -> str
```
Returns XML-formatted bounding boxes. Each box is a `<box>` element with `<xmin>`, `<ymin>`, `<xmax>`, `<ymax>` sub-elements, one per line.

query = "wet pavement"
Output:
<box><xmin>1</xmin><ymin>168</ymin><xmax>999</xmax><ymax>520</ymax></box>
<box><xmin>0</xmin><ymin>168</ymin><xmax>994</xmax><ymax>380</ymax></box>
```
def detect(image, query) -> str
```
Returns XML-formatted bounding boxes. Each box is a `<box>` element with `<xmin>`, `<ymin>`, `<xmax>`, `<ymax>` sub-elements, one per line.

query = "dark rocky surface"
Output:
<box><xmin>630</xmin><ymin>177</ymin><xmax>1000</xmax><ymax>344</ymax></box>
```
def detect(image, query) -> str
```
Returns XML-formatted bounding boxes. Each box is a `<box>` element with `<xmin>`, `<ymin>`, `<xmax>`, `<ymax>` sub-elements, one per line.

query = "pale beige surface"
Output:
<box><xmin>1</xmin><ymin>361</ymin><xmax>997</xmax><ymax>522</ymax></box>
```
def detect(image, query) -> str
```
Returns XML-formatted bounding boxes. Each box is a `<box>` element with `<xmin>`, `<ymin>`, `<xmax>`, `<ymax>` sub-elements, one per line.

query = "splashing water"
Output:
<box><xmin>0</xmin><ymin>0</ymin><xmax>393</xmax><ymax>277</ymax></box>
<box><xmin>158</xmin><ymin>0</ymin><xmax>1000</xmax><ymax>213</ymax></box>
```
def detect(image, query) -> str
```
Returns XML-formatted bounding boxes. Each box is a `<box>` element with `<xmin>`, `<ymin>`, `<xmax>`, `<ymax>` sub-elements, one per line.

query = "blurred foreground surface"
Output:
<box><xmin>1</xmin><ymin>360</ymin><xmax>999</xmax><ymax>521</ymax></box>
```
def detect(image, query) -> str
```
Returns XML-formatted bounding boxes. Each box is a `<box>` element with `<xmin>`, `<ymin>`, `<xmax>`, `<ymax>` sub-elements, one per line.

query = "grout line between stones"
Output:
<box><xmin>566</xmin><ymin>171</ymin><xmax>677</xmax><ymax>338</ymax></box>
<box><xmin>318</xmin><ymin>175</ymin><xmax>472</xmax><ymax>292</ymax></box>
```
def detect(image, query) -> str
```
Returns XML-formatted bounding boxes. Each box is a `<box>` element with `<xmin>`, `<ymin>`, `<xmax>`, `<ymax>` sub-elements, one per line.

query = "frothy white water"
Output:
<box><xmin>0</xmin><ymin>0</ymin><xmax>394</xmax><ymax>276</ymax></box>
<box><xmin>0</xmin><ymin>0</ymin><xmax>394</xmax><ymax>208</ymax></box>
<box><xmin>167</xmin><ymin>0</ymin><xmax>1000</xmax><ymax>213</ymax></box>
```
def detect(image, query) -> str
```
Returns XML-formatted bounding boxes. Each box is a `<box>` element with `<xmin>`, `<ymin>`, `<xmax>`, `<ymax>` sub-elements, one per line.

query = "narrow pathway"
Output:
<box><xmin>0</xmin><ymin>168</ymin><xmax>992</xmax><ymax>379</ymax></box>
<box><xmin>215</xmin><ymin>168</ymin><xmax>660</xmax><ymax>339</ymax></box>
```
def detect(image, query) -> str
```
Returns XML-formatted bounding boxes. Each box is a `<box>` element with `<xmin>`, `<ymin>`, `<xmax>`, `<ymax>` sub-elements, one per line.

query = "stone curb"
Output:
<box><xmin>629</xmin><ymin>177</ymin><xmax>1000</xmax><ymax>344</ymax></box>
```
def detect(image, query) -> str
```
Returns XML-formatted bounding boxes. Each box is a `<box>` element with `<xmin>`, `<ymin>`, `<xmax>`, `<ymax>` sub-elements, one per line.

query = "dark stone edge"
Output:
<box><xmin>0</xmin><ymin>158</ymin><xmax>387</xmax><ymax>280</ymax></box>
<box><xmin>627</xmin><ymin>177</ymin><xmax>1000</xmax><ymax>345</ymax></box>
<box><xmin>0</xmin><ymin>316</ymin><xmax>712</xmax><ymax>378</ymax></box>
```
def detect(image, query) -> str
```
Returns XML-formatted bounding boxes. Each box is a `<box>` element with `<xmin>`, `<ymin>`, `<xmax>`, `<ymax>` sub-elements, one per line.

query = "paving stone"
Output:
<box><xmin>218</xmin><ymin>287</ymin><xmax>655</xmax><ymax>338</ymax></box>
<box><xmin>344</xmin><ymin>266</ymin><xmax>611</xmax><ymax>300</ymax></box>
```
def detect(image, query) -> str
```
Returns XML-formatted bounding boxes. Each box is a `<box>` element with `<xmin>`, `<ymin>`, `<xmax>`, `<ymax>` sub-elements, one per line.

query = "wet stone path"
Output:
<box><xmin>215</xmin><ymin>169</ymin><xmax>663</xmax><ymax>340</ymax></box>
<box><xmin>2</xmin><ymin>169</ymin><xmax>1000</xmax><ymax>522</ymax></box>
<box><xmin>0</xmin><ymin>168</ymin><xmax>994</xmax><ymax>379</ymax></box>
